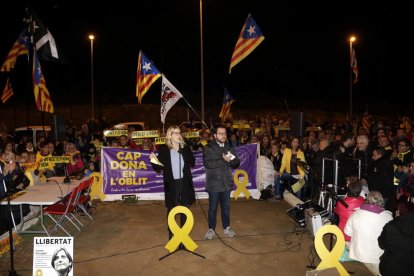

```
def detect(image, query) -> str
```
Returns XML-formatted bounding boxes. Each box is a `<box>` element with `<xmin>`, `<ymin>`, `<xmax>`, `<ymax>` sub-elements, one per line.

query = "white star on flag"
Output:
<box><xmin>247</xmin><ymin>25</ymin><xmax>256</xmax><ymax>36</ymax></box>
<box><xmin>143</xmin><ymin>62</ymin><xmax>152</xmax><ymax>71</ymax></box>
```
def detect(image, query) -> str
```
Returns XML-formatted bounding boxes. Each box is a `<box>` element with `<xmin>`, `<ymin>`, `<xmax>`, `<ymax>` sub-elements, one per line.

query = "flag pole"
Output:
<box><xmin>181</xmin><ymin>96</ymin><xmax>209</xmax><ymax>130</ymax></box>
<box><xmin>28</xmin><ymin>9</ymin><xmax>47</xmax><ymax>137</ymax></box>
<box><xmin>349</xmin><ymin>36</ymin><xmax>355</xmax><ymax>120</ymax></box>
<box><xmin>199</xmin><ymin>0</ymin><xmax>205</xmax><ymax>122</ymax></box>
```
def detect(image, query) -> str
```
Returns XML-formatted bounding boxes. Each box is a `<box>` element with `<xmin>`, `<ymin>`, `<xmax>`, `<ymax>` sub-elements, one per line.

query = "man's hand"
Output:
<box><xmin>222</xmin><ymin>153</ymin><xmax>231</xmax><ymax>162</ymax></box>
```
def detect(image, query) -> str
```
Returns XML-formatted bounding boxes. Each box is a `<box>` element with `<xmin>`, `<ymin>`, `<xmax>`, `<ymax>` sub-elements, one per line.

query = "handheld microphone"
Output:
<box><xmin>296</xmin><ymin>158</ymin><xmax>307</xmax><ymax>166</ymax></box>
<box><xmin>297</xmin><ymin>158</ymin><xmax>310</xmax><ymax>171</ymax></box>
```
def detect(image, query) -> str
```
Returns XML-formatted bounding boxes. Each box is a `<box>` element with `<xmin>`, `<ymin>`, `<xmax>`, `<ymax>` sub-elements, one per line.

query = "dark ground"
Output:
<box><xmin>0</xmin><ymin>198</ymin><xmax>372</xmax><ymax>276</ymax></box>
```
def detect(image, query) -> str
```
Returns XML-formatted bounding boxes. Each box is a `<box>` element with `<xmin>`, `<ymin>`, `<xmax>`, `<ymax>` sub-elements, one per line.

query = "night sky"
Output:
<box><xmin>1</xmin><ymin>1</ymin><xmax>412</xmax><ymax>115</ymax></box>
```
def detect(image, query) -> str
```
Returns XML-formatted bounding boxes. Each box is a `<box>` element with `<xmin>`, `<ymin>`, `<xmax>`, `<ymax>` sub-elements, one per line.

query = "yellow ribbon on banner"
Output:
<box><xmin>165</xmin><ymin>206</ymin><xmax>198</xmax><ymax>253</ymax></box>
<box><xmin>89</xmin><ymin>172</ymin><xmax>106</xmax><ymax>201</ymax></box>
<box><xmin>314</xmin><ymin>225</ymin><xmax>349</xmax><ymax>276</ymax></box>
<box><xmin>232</xmin><ymin>170</ymin><xmax>251</xmax><ymax>200</ymax></box>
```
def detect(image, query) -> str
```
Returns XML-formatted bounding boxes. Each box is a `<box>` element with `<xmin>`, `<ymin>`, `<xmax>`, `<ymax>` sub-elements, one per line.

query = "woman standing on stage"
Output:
<box><xmin>150</xmin><ymin>125</ymin><xmax>196</xmax><ymax>240</ymax></box>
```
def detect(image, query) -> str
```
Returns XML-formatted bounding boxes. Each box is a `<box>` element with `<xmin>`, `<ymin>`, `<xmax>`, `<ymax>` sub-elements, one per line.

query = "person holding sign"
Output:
<box><xmin>51</xmin><ymin>247</ymin><xmax>73</xmax><ymax>276</ymax></box>
<box><xmin>150</xmin><ymin>125</ymin><xmax>196</xmax><ymax>240</ymax></box>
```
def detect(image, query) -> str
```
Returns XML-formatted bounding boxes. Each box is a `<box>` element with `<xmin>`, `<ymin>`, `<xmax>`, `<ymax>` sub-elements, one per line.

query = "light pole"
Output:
<box><xmin>199</xmin><ymin>0</ymin><xmax>205</xmax><ymax>122</ymax></box>
<box><xmin>89</xmin><ymin>34</ymin><xmax>95</xmax><ymax>119</ymax></box>
<box><xmin>349</xmin><ymin>36</ymin><xmax>355</xmax><ymax>120</ymax></box>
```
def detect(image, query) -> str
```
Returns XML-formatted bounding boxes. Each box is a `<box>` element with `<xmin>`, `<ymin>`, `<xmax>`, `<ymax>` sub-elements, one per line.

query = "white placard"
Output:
<box><xmin>33</xmin><ymin>237</ymin><xmax>74</xmax><ymax>276</ymax></box>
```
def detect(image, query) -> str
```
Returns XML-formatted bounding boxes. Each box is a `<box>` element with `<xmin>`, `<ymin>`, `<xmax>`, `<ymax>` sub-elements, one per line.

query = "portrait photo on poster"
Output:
<box><xmin>33</xmin><ymin>237</ymin><xmax>74</xmax><ymax>276</ymax></box>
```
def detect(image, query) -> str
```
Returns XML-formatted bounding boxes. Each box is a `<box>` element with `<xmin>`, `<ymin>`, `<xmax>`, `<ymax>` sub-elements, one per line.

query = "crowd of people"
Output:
<box><xmin>1</xmin><ymin>113</ymin><xmax>414</xmax><ymax>275</ymax></box>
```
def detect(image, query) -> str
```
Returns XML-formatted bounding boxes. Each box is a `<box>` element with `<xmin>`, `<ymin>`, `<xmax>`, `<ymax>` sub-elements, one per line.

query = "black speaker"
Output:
<box><xmin>291</xmin><ymin>112</ymin><xmax>304</xmax><ymax>137</ymax></box>
<box><xmin>53</xmin><ymin>115</ymin><xmax>66</xmax><ymax>141</ymax></box>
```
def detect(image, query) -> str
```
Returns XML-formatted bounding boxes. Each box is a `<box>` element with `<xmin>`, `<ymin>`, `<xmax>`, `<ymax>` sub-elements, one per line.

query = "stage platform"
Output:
<box><xmin>0</xmin><ymin>196</ymin><xmax>372</xmax><ymax>275</ymax></box>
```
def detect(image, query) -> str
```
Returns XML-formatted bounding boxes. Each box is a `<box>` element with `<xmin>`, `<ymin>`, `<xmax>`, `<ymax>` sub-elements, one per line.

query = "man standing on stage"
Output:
<box><xmin>203</xmin><ymin>126</ymin><xmax>240</xmax><ymax>240</ymax></box>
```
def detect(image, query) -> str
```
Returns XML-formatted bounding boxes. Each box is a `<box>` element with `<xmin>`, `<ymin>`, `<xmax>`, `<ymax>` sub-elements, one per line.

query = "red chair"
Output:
<box><xmin>76</xmin><ymin>177</ymin><xmax>94</xmax><ymax>220</ymax></box>
<box><xmin>44</xmin><ymin>185</ymin><xmax>83</xmax><ymax>236</ymax></box>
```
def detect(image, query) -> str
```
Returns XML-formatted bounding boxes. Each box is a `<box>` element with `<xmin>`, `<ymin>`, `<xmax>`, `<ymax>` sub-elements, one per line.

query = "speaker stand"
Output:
<box><xmin>159</xmin><ymin>244</ymin><xmax>205</xmax><ymax>261</ymax></box>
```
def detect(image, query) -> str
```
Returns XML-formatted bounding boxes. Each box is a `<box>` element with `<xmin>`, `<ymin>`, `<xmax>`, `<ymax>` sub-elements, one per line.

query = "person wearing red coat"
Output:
<box><xmin>334</xmin><ymin>178</ymin><xmax>365</xmax><ymax>242</ymax></box>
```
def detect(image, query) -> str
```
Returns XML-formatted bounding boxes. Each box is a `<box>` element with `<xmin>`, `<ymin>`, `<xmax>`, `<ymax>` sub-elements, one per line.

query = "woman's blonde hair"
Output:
<box><xmin>366</xmin><ymin>191</ymin><xmax>385</xmax><ymax>207</ymax></box>
<box><xmin>165</xmin><ymin>125</ymin><xmax>185</xmax><ymax>149</ymax></box>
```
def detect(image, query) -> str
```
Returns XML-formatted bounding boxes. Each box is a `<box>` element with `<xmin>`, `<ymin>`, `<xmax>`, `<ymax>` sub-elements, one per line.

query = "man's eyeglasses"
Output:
<box><xmin>216</xmin><ymin>133</ymin><xmax>226</xmax><ymax>135</ymax></box>
<box><xmin>172</xmin><ymin>132</ymin><xmax>181</xmax><ymax>135</ymax></box>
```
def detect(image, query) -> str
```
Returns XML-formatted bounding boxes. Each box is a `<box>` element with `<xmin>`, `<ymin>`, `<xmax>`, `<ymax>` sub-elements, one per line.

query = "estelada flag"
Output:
<box><xmin>219</xmin><ymin>88</ymin><xmax>235</xmax><ymax>122</ymax></box>
<box><xmin>33</xmin><ymin>51</ymin><xmax>54</xmax><ymax>113</ymax></box>
<box><xmin>136</xmin><ymin>50</ymin><xmax>161</xmax><ymax>104</ymax></box>
<box><xmin>229</xmin><ymin>14</ymin><xmax>265</xmax><ymax>74</ymax></box>
<box><xmin>1</xmin><ymin>29</ymin><xmax>30</xmax><ymax>72</ymax></box>
<box><xmin>1</xmin><ymin>78</ymin><xmax>14</xmax><ymax>103</ymax></box>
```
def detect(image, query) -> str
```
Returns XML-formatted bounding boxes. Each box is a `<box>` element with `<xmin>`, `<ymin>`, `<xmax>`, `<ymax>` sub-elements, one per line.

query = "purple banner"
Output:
<box><xmin>101</xmin><ymin>144</ymin><xmax>257</xmax><ymax>195</ymax></box>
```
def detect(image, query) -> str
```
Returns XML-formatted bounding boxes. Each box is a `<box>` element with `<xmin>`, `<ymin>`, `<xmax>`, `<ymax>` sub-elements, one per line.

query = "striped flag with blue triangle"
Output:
<box><xmin>136</xmin><ymin>50</ymin><xmax>161</xmax><ymax>104</ymax></box>
<box><xmin>219</xmin><ymin>88</ymin><xmax>235</xmax><ymax>122</ymax></box>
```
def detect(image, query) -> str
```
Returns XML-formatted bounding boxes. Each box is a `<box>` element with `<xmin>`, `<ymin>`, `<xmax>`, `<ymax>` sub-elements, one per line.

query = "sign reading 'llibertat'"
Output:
<box><xmin>33</xmin><ymin>237</ymin><xmax>74</xmax><ymax>276</ymax></box>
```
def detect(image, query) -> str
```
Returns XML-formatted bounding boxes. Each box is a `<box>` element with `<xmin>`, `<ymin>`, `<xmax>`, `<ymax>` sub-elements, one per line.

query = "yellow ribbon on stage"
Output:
<box><xmin>314</xmin><ymin>225</ymin><xmax>349</xmax><ymax>276</ymax></box>
<box><xmin>89</xmin><ymin>172</ymin><xmax>106</xmax><ymax>201</ymax></box>
<box><xmin>165</xmin><ymin>206</ymin><xmax>198</xmax><ymax>253</ymax></box>
<box><xmin>232</xmin><ymin>170</ymin><xmax>251</xmax><ymax>200</ymax></box>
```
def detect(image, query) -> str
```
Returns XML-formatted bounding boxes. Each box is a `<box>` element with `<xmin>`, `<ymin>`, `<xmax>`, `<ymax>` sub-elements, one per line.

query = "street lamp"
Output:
<box><xmin>349</xmin><ymin>36</ymin><xmax>356</xmax><ymax>120</ymax></box>
<box><xmin>89</xmin><ymin>34</ymin><xmax>95</xmax><ymax>119</ymax></box>
<box><xmin>199</xmin><ymin>0</ymin><xmax>205</xmax><ymax>122</ymax></box>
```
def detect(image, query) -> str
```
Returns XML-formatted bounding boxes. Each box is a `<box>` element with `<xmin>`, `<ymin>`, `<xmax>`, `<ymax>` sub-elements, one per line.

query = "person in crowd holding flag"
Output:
<box><xmin>203</xmin><ymin>126</ymin><xmax>240</xmax><ymax>240</ymax></box>
<box><xmin>150</xmin><ymin>125</ymin><xmax>196</xmax><ymax>241</ymax></box>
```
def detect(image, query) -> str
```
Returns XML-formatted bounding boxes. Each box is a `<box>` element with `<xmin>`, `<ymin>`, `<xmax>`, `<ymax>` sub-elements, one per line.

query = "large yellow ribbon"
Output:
<box><xmin>165</xmin><ymin>206</ymin><xmax>198</xmax><ymax>253</ymax></box>
<box><xmin>232</xmin><ymin>170</ymin><xmax>251</xmax><ymax>200</ymax></box>
<box><xmin>89</xmin><ymin>172</ymin><xmax>106</xmax><ymax>201</ymax></box>
<box><xmin>314</xmin><ymin>225</ymin><xmax>349</xmax><ymax>276</ymax></box>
